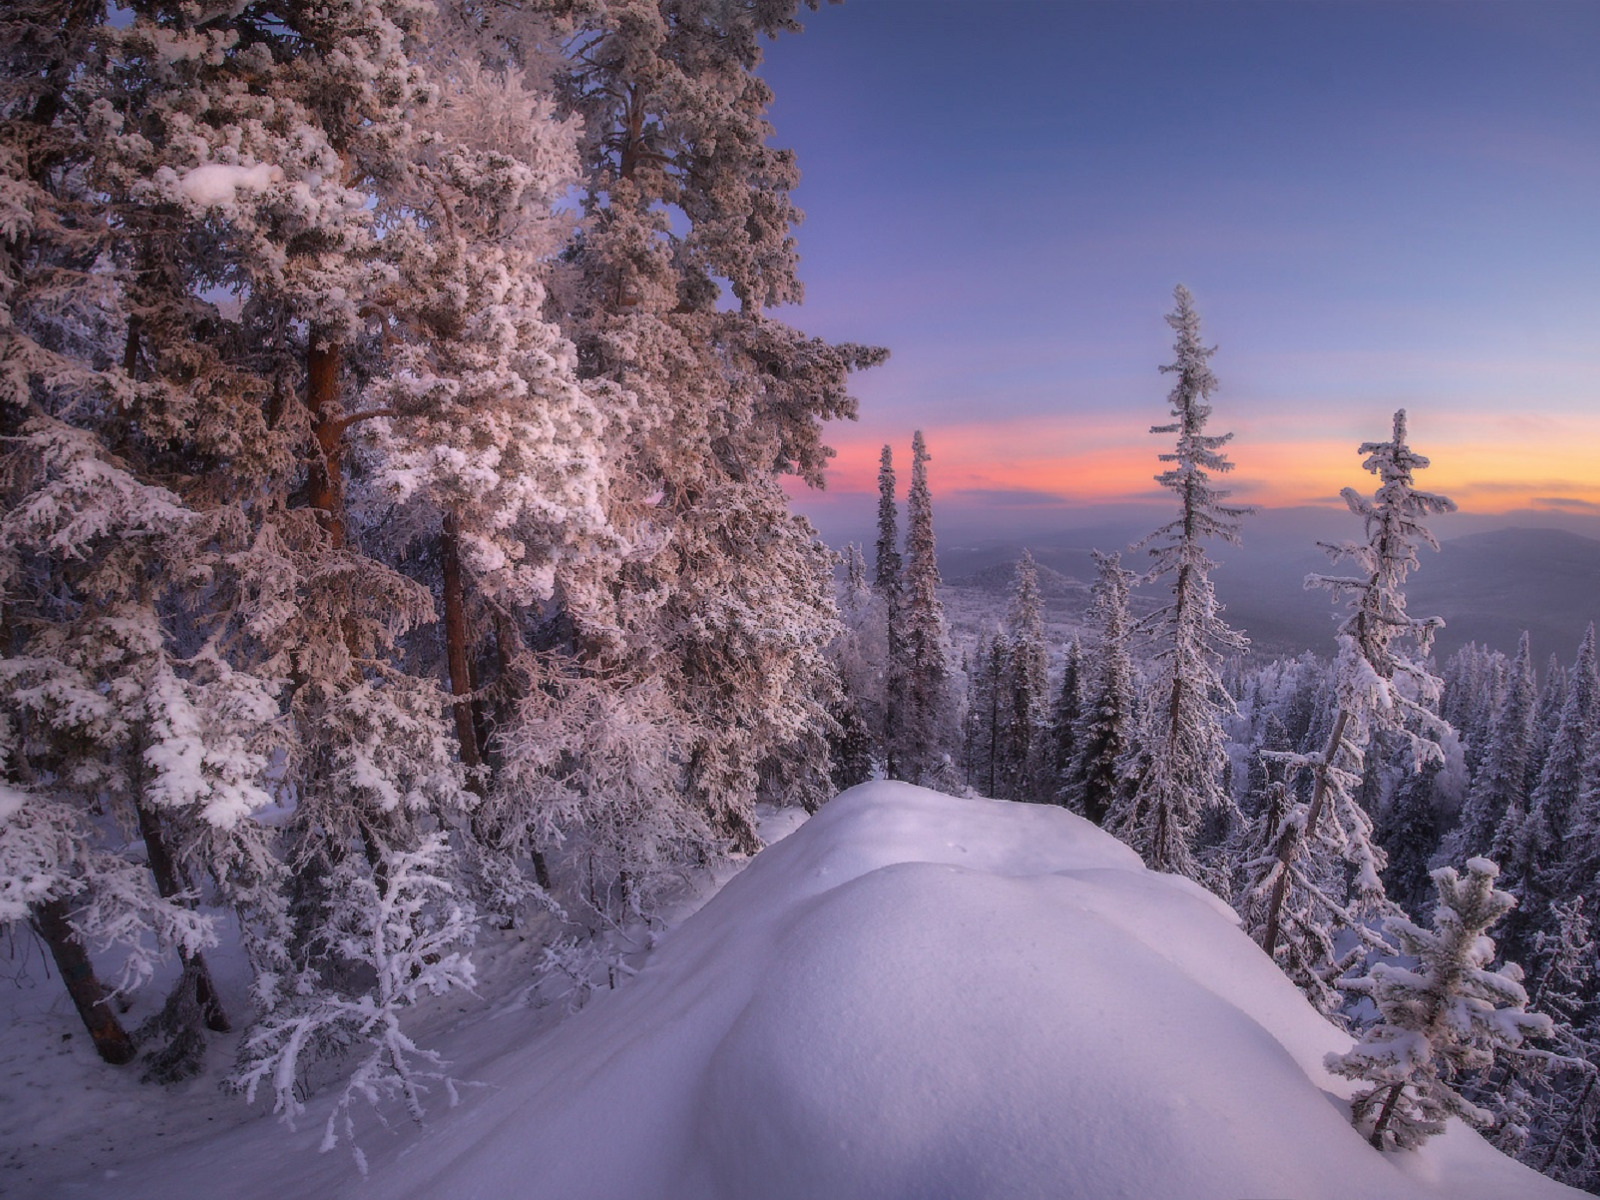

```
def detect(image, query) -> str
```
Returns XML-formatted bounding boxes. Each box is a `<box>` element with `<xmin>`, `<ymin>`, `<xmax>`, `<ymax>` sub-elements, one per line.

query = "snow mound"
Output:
<box><xmin>368</xmin><ymin>783</ymin><xmax>1573</xmax><ymax>1200</ymax></box>
<box><xmin>59</xmin><ymin>783</ymin><xmax>1577</xmax><ymax>1199</ymax></box>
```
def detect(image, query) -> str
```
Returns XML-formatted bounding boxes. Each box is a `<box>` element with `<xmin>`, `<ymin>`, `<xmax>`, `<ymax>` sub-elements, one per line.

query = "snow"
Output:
<box><xmin>11</xmin><ymin>784</ymin><xmax>1579</xmax><ymax>1199</ymax></box>
<box><xmin>176</xmin><ymin>163</ymin><xmax>282</xmax><ymax>207</ymax></box>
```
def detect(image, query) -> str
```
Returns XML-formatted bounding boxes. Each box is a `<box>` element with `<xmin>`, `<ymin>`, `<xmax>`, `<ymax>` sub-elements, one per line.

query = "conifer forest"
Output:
<box><xmin>2</xmin><ymin>3</ymin><xmax>1597</xmax><ymax>1197</ymax></box>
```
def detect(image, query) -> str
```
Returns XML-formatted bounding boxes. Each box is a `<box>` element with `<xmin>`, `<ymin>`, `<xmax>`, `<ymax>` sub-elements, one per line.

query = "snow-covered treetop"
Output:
<box><xmin>1313</xmin><ymin>408</ymin><xmax>1457</xmax><ymax>675</ymax></box>
<box><xmin>1142</xmin><ymin>283</ymin><xmax>1252</xmax><ymax>556</ymax></box>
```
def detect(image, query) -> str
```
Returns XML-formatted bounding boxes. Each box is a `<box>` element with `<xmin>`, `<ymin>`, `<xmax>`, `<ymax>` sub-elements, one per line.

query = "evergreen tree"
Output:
<box><xmin>1049</xmin><ymin>638</ymin><xmax>1086</xmax><ymax>806</ymax></box>
<box><xmin>827</xmin><ymin>545</ymin><xmax>878</xmax><ymax>791</ymax></box>
<box><xmin>874</xmin><ymin>444</ymin><xmax>904</xmax><ymax>778</ymax></box>
<box><xmin>964</xmin><ymin>629</ymin><xmax>1007</xmax><ymax>798</ymax></box>
<box><xmin>1513</xmin><ymin>897</ymin><xmax>1600</xmax><ymax>1189</ymax></box>
<box><xmin>1109</xmin><ymin>285</ymin><xmax>1249</xmax><ymax>879</ymax></box>
<box><xmin>1379</xmin><ymin>748</ymin><xmax>1446</xmax><ymax>914</ymax></box>
<box><xmin>1000</xmin><ymin>551</ymin><xmax>1050</xmax><ymax>802</ymax></box>
<box><xmin>897</xmin><ymin>431</ymin><xmax>957</xmax><ymax>787</ymax></box>
<box><xmin>1510</xmin><ymin>625</ymin><xmax>1598</xmax><ymax>912</ymax></box>
<box><xmin>1072</xmin><ymin>552</ymin><xmax>1138</xmax><ymax>826</ymax></box>
<box><xmin>529</xmin><ymin>0</ymin><xmax>885</xmax><ymax>865</ymax></box>
<box><xmin>1254</xmin><ymin>411</ymin><xmax>1456</xmax><ymax>992</ymax></box>
<box><xmin>1445</xmin><ymin>631</ymin><xmax>1538</xmax><ymax>867</ymax></box>
<box><xmin>1327</xmin><ymin>859</ymin><xmax>1549</xmax><ymax>1150</ymax></box>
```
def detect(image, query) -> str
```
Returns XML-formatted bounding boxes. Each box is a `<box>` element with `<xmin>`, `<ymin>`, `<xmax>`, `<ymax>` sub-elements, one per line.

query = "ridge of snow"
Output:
<box><xmin>37</xmin><ymin>783</ymin><xmax>1580</xmax><ymax>1199</ymax></box>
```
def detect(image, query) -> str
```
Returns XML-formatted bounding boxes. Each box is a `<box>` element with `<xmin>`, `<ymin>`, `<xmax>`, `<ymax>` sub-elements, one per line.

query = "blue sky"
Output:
<box><xmin>757</xmin><ymin>0</ymin><xmax>1600</xmax><ymax>541</ymax></box>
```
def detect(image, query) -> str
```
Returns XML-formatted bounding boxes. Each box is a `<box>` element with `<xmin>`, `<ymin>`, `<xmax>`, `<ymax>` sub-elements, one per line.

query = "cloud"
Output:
<box><xmin>1533</xmin><ymin>496</ymin><xmax>1600</xmax><ymax>512</ymax></box>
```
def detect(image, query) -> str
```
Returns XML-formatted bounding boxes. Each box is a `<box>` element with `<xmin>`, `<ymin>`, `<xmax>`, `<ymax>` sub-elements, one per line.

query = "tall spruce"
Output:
<box><xmin>1251</xmin><ymin>410</ymin><xmax>1456</xmax><ymax>1001</ymax></box>
<box><xmin>1071</xmin><ymin>552</ymin><xmax>1138</xmax><ymax>826</ymax></box>
<box><xmin>1000</xmin><ymin>550</ymin><xmax>1051</xmax><ymax>802</ymax></box>
<box><xmin>1446</xmin><ymin>631</ymin><xmax>1538</xmax><ymax>867</ymax></box>
<box><xmin>874</xmin><ymin>444</ymin><xmax>904</xmax><ymax>778</ymax></box>
<box><xmin>1108</xmin><ymin>286</ymin><xmax>1249</xmax><ymax>879</ymax></box>
<box><xmin>1049</xmin><ymin>638</ymin><xmax>1086</xmax><ymax>806</ymax></box>
<box><xmin>1511</xmin><ymin>624</ymin><xmax>1598</xmax><ymax>912</ymax></box>
<box><xmin>897</xmin><ymin>431</ymin><xmax>957</xmax><ymax>786</ymax></box>
<box><xmin>528</xmin><ymin>0</ymin><xmax>885</xmax><ymax>867</ymax></box>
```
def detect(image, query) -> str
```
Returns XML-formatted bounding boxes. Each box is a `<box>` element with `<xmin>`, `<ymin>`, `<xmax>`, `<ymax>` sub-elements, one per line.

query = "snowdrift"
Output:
<box><xmin>56</xmin><ymin>783</ymin><xmax>1577</xmax><ymax>1199</ymax></box>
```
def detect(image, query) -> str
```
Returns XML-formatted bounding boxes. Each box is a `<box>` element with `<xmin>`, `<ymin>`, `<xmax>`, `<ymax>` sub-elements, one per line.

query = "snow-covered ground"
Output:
<box><xmin>8</xmin><ymin>784</ymin><xmax>1579</xmax><ymax>1199</ymax></box>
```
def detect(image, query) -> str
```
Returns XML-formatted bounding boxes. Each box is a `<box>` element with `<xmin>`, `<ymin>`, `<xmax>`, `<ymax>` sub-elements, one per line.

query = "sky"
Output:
<box><xmin>756</xmin><ymin>0</ymin><xmax>1600</xmax><ymax>543</ymax></box>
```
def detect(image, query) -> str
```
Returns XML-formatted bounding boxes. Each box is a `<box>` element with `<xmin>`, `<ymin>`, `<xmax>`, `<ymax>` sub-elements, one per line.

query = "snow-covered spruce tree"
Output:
<box><xmin>964</xmin><ymin>629</ymin><xmax>1006</xmax><ymax>798</ymax></box>
<box><xmin>827</xmin><ymin>544</ymin><xmax>879</xmax><ymax>790</ymax></box>
<box><xmin>0</xmin><ymin>0</ymin><xmax>136</xmax><ymax>1065</ymax></box>
<box><xmin>1071</xmin><ymin>552</ymin><xmax>1138</xmax><ymax>826</ymax></box>
<box><xmin>1327</xmin><ymin>859</ymin><xmax>1550</xmax><ymax>1151</ymax></box>
<box><xmin>1445</xmin><ymin>631</ymin><xmax>1538</xmax><ymax>868</ymax></box>
<box><xmin>0</xmin><ymin>1</ymin><xmax>304</xmax><ymax>1071</ymax></box>
<box><xmin>531</xmin><ymin>0</ymin><xmax>885</xmax><ymax>874</ymax></box>
<box><xmin>1378</xmin><ymin>744</ymin><xmax>1447</xmax><ymax>915</ymax></box>
<box><xmin>874</xmin><ymin>443</ymin><xmax>905</xmax><ymax>779</ymax></box>
<box><xmin>1512</xmin><ymin>897</ymin><xmax>1600</xmax><ymax>1188</ymax></box>
<box><xmin>1108</xmin><ymin>285</ymin><xmax>1249</xmax><ymax>879</ymax></box>
<box><xmin>1252</xmin><ymin>410</ymin><xmax>1456</xmax><ymax>996</ymax></box>
<box><xmin>994</xmin><ymin>551</ymin><xmax>1050</xmax><ymax>802</ymax></box>
<box><xmin>897</xmin><ymin>430</ymin><xmax>959</xmax><ymax>788</ymax></box>
<box><xmin>1440</xmin><ymin>642</ymin><xmax>1508</xmax><ymax>784</ymax></box>
<box><xmin>88</xmin><ymin>0</ymin><xmax>501</xmax><ymax>1126</ymax></box>
<box><xmin>1049</xmin><ymin>637</ymin><xmax>1085</xmax><ymax>807</ymax></box>
<box><xmin>347</xmin><ymin>2</ymin><xmax>620</xmax><ymax>916</ymax></box>
<box><xmin>1510</xmin><ymin>625</ymin><xmax>1598</xmax><ymax>915</ymax></box>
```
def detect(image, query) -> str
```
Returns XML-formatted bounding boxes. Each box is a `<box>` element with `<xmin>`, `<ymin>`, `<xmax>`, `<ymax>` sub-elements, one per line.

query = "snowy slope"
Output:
<box><xmin>41</xmin><ymin>783</ymin><xmax>1577</xmax><ymax>1199</ymax></box>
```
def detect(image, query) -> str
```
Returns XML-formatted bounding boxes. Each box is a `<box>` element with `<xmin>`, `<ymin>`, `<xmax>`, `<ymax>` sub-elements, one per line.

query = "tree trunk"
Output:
<box><xmin>441</xmin><ymin>513</ymin><xmax>484</xmax><ymax>795</ymax></box>
<box><xmin>446</xmin><ymin>519</ymin><xmax>553</xmax><ymax>893</ymax></box>
<box><xmin>134</xmin><ymin>800</ymin><xmax>229</xmax><ymax>1032</ymax></box>
<box><xmin>1261</xmin><ymin>708</ymin><xmax>1351</xmax><ymax>958</ymax></box>
<box><xmin>30</xmin><ymin>899</ymin><xmax>137</xmax><ymax>1065</ymax></box>
<box><xmin>305</xmin><ymin>336</ymin><xmax>346</xmax><ymax>548</ymax></box>
<box><xmin>1368</xmin><ymin>1080</ymin><xmax>1405</xmax><ymax>1149</ymax></box>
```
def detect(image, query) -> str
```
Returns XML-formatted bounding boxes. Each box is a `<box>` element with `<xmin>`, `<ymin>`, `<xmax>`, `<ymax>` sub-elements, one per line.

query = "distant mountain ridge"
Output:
<box><xmin>930</xmin><ymin>524</ymin><xmax>1600</xmax><ymax>665</ymax></box>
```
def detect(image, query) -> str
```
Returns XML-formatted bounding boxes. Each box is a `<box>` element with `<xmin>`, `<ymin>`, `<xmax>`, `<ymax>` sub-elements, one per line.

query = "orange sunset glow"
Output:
<box><xmin>812</xmin><ymin>406</ymin><xmax>1600</xmax><ymax>518</ymax></box>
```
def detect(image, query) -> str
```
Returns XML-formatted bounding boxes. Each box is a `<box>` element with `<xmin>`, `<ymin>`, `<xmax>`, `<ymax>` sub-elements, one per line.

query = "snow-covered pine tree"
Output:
<box><xmin>1513</xmin><ymin>897</ymin><xmax>1600</xmax><ymax>1188</ymax></box>
<box><xmin>346</xmin><ymin>1</ymin><xmax>620</xmax><ymax>916</ymax></box>
<box><xmin>1327</xmin><ymin>858</ymin><xmax>1550</xmax><ymax>1150</ymax></box>
<box><xmin>1071</xmin><ymin>552</ymin><xmax>1138</xmax><ymax>826</ymax></box>
<box><xmin>1108</xmin><ymin>285</ymin><xmax>1249</xmax><ymax>879</ymax></box>
<box><xmin>1441</xmin><ymin>643</ymin><xmax>1508</xmax><ymax>784</ymax></box>
<box><xmin>964</xmin><ymin>629</ymin><xmax>1006</xmax><ymax>798</ymax></box>
<box><xmin>1535</xmin><ymin>653</ymin><xmax>1569</xmax><ymax>785</ymax></box>
<box><xmin>0</xmin><ymin>0</ymin><xmax>138</xmax><ymax>1066</ymax></box>
<box><xmin>1445</xmin><ymin>631</ymin><xmax>1538</xmax><ymax>868</ymax></box>
<box><xmin>1049</xmin><ymin>638</ymin><xmax>1085</xmax><ymax>806</ymax></box>
<box><xmin>874</xmin><ymin>444</ymin><xmax>905</xmax><ymax>779</ymax></box>
<box><xmin>0</xmin><ymin>0</ymin><xmax>304</xmax><ymax>1071</ymax></box>
<box><xmin>85</xmin><ymin>0</ymin><xmax>507</xmax><ymax>1122</ymax></box>
<box><xmin>827</xmin><ymin>543</ymin><xmax>879</xmax><ymax>790</ymax></box>
<box><xmin>534</xmin><ymin>0</ymin><xmax>885</xmax><ymax>867</ymax></box>
<box><xmin>897</xmin><ymin>431</ymin><xmax>958</xmax><ymax>788</ymax></box>
<box><xmin>1254</xmin><ymin>410</ymin><xmax>1456</xmax><ymax>991</ymax></box>
<box><xmin>1510</xmin><ymin>625</ymin><xmax>1598</xmax><ymax>915</ymax></box>
<box><xmin>1379</xmin><ymin>745</ymin><xmax>1447</xmax><ymax>914</ymax></box>
<box><xmin>999</xmin><ymin>550</ymin><xmax>1050</xmax><ymax>802</ymax></box>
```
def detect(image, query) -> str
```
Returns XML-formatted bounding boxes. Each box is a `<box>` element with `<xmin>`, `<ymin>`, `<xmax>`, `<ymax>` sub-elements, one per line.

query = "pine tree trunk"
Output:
<box><xmin>445</xmin><ymin>518</ymin><xmax>553</xmax><ymax>893</ymax></box>
<box><xmin>1368</xmin><ymin>1081</ymin><xmax>1405</xmax><ymax>1149</ymax></box>
<box><xmin>441</xmin><ymin>513</ymin><xmax>485</xmax><ymax>794</ymax></box>
<box><xmin>30</xmin><ymin>899</ymin><xmax>137</xmax><ymax>1065</ymax></box>
<box><xmin>305</xmin><ymin>336</ymin><xmax>346</xmax><ymax>549</ymax></box>
<box><xmin>133</xmin><ymin>800</ymin><xmax>229</xmax><ymax>1032</ymax></box>
<box><xmin>1262</xmin><ymin>708</ymin><xmax>1350</xmax><ymax>957</ymax></box>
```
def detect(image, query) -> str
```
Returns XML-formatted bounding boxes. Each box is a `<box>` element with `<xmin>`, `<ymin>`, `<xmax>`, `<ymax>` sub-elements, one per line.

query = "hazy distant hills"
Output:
<box><xmin>934</xmin><ymin>523</ymin><xmax>1600</xmax><ymax>666</ymax></box>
